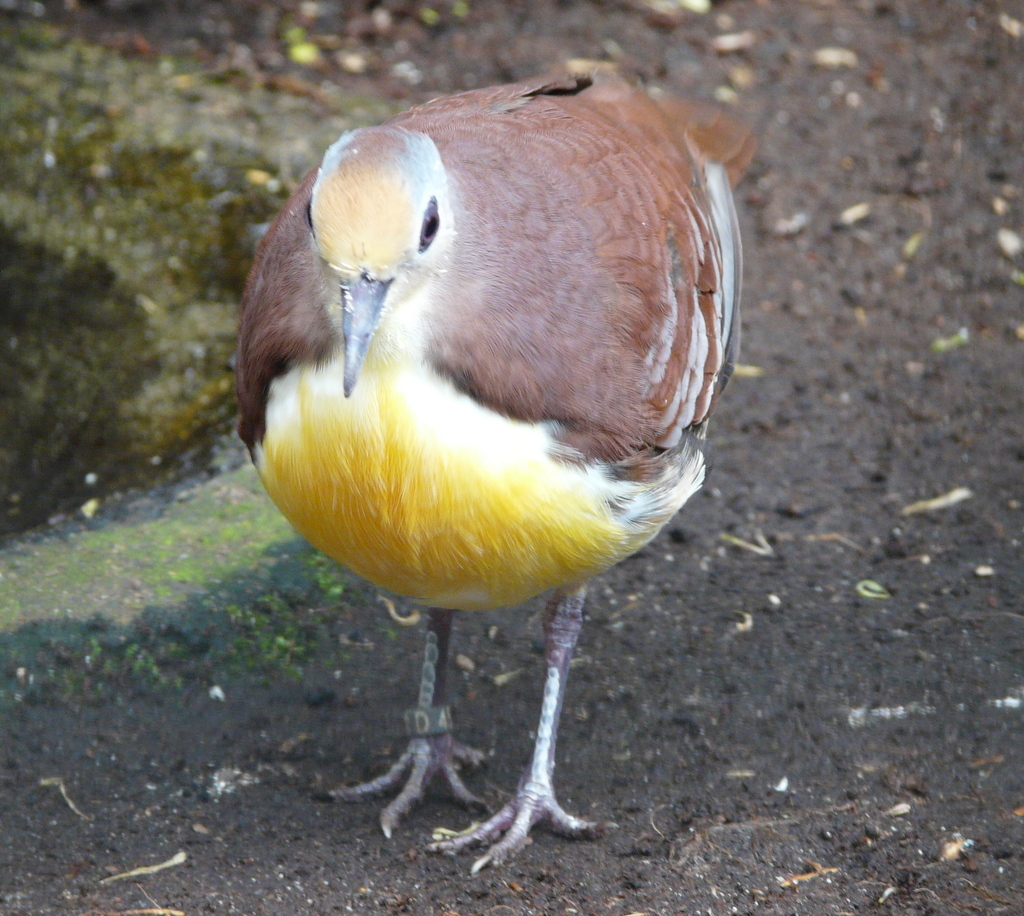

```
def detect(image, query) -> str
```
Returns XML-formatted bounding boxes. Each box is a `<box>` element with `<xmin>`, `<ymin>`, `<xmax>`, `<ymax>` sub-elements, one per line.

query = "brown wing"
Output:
<box><xmin>236</xmin><ymin>166</ymin><xmax>333</xmax><ymax>453</ymax></box>
<box><xmin>414</xmin><ymin>74</ymin><xmax>752</xmax><ymax>464</ymax></box>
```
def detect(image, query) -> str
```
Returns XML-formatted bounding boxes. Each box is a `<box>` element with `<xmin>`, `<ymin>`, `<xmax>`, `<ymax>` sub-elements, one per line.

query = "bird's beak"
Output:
<box><xmin>341</xmin><ymin>274</ymin><xmax>391</xmax><ymax>396</ymax></box>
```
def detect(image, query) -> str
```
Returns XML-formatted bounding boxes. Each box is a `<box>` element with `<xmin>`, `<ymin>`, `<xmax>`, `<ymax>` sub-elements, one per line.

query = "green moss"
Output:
<box><xmin>226</xmin><ymin>593</ymin><xmax>310</xmax><ymax>679</ymax></box>
<box><xmin>0</xmin><ymin>465</ymin><xmax>291</xmax><ymax>629</ymax></box>
<box><xmin>0</xmin><ymin>22</ymin><xmax>397</xmax><ymax>537</ymax></box>
<box><xmin>0</xmin><ymin>466</ymin><xmax>368</xmax><ymax>704</ymax></box>
<box><xmin>305</xmin><ymin>553</ymin><xmax>348</xmax><ymax>601</ymax></box>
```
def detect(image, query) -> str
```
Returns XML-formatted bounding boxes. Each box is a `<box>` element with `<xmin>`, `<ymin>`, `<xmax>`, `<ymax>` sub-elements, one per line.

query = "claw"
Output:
<box><xmin>430</xmin><ymin>777</ymin><xmax>614</xmax><ymax>870</ymax></box>
<box><xmin>330</xmin><ymin>733</ymin><xmax>486</xmax><ymax>836</ymax></box>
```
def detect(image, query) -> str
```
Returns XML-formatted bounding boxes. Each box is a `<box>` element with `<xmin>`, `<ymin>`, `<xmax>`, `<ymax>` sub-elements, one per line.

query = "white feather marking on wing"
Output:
<box><xmin>647</xmin><ymin>264</ymin><xmax>679</xmax><ymax>388</ymax></box>
<box><xmin>681</xmin><ymin>199</ymin><xmax>704</xmax><ymax>273</ymax></box>
<box><xmin>686</xmin><ymin>299</ymin><xmax>709</xmax><ymax>416</ymax></box>
<box><xmin>704</xmin><ymin>161</ymin><xmax>741</xmax><ymax>360</ymax></box>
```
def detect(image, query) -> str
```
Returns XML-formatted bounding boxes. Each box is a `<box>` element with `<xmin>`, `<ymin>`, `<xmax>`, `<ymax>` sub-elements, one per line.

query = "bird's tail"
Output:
<box><xmin>653</xmin><ymin>94</ymin><xmax>756</xmax><ymax>187</ymax></box>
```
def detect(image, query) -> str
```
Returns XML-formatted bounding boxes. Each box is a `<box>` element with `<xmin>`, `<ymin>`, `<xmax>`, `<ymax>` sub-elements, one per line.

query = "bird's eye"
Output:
<box><xmin>418</xmin><ymin>197</ymin><xmax>440</xmax><ymax>252</ymax></box>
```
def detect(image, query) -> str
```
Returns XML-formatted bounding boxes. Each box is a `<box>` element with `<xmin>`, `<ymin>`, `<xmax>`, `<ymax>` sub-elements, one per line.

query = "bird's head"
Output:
<box><xmin>309</xmin><ymin>126</ymin><xmax>450</xmax><ymax>396</ymax></box>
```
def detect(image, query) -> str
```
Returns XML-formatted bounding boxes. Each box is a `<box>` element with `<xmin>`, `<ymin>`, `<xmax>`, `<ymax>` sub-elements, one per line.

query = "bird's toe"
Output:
<box><xmin>428</xmin><ymin>780</ymin><xmax>609</xmax><ymax>871</ymax></box>
<box><xmin>329</xmin><ymin>734</ymin><xmax>485</xmax><ymax>836</ymax></box>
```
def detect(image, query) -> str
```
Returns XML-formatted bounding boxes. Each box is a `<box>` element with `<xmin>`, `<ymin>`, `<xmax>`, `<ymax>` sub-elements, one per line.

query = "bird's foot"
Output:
<box><xmin>428</xmin><ymin>777</ymin><xmax>615</xmax><ymax>873</ymax></box>
<box><xmin>330</xmin><ymin>732</ymin><xmax>486</xmax><ymax>837</ymax></box>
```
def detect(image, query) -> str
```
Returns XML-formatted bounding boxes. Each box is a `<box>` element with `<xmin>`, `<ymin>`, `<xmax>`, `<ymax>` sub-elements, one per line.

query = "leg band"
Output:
<box><xmin>403</xmin><ymin>704</ymin><xmax>452</xmax><ymax>736</ymax></box>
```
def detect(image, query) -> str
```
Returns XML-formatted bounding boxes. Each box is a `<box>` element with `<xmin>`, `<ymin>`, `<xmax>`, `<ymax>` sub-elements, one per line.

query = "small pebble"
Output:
<box><xmin>997</xmin><ymin>228</ymin><xmax>1022</xmax><ymax>259</ymax></box>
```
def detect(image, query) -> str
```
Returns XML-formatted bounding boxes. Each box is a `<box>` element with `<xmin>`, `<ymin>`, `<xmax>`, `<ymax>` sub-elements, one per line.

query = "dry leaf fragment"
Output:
<box><xmin>288</xmin><ymin>42</ymin><xmax>321</xmax><ymax>66</ymax></box>
<box><xmin>856</xmin><ymin>580</ymin><xmax>890</xmax><ymax>600</ymax></box>
<box><xmin>901</xmin><ymin>486</ymin><xmax>972</xmax><ymax>515</ymax></box>
<box><xmin>931</xmin><ymin>327</ymin><xmax>970</xmax><ymax>353</ymax></box>
<box><xmin>432</xmin><ymin>821</ymin><xmax>484</xmax><ymax>842</ymax></box>
<box><xmin>940</xmin><ymin>837</ymin><xmax>967</xmax><ymax>860</ymax></box>
<box><xmin>492</xmin><ymin>669</ymin><xmax>523</xmax><ymax>687</ymax></box>
<box><xmin>728</xmin><ymin>65</ymin><xmax>756</xmax><ymax>90</ymax></box>
<box><xmin>283</xmin><ymin>26</ymin><xmax>321</xmax><ymax>65</ymax></box>
<box><xmin>813</xmin><ymin>47</ymin><xmax>858</xmax><ymax>68</ymax></box>
<box><xmin>100</xmin><ymin>850</ymin><xmax>187</xmax><ymax>884</ymax></box>
<box><xmin>565</xmin><ymin>57</ymin><xmax>618</xmax><ymax>76</ymax></box>
<box><xmin>642</xmin><ymin>0</ymin><xmax>710</xmax><ymax>18</ymax></box>
<box><xmin>1000</xmin><ymin>13</ymin><xmax>1023</xmax><ymax>38</ymax></box>
<box><xmin>902</xmin><ymin>231</ymin><xmax>925</xmax><ymax>259</ymax></box>
<box><xmin>839</xmin><ymin>202</ymin><xmax>871</xmax><ymax>225</ymax></box>
<box><xmin>711</xmin><ymin>30</ymin><xmax>756</xmax><ymax>53</ymax></box>
<box><xmin>878</xmin><ymin>886</ymin><xmax>897</xmax><ymax>904</ymax></box>
<box><xmin>732</xmin><ymin>363</ymin><xmax>764</xmax><ymax>377</ymax></box>
<box><xmin>733</xmin><ymin>611</ymin><xmax>754</xmax><ymax>633</ymax></box>
<box><xmin>773</xmin><ymin>211</ymin><xmax>809</xmax><ymax>236</ymax></box>
<box><xmin>337</xmin><ymin>51</ymin><xmax>368</xmax><ymax>74</ymax></box>
<box><xmin>246</xmin><ymin>168</ymin><xmax>273</xmax><ymax>186</ymax></box>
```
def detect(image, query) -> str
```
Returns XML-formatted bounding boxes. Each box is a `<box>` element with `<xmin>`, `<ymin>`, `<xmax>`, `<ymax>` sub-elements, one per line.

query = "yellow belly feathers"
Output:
<box><xmin>257</xmin><ymin>354</ymin><xmax>650</xmax><ymax>610</ymax></box>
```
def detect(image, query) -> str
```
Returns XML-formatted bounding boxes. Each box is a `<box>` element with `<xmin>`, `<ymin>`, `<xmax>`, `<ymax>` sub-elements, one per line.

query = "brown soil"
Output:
<box><xmin>3</xmin><ymin>1</ymin><xmax>1023</xmax><ymax>914</ymax></box>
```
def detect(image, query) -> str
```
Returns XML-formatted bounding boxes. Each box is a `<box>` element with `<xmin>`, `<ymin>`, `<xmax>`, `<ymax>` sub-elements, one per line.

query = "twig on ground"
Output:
<box><xmin>378</xmin><ymin>594</ymin><xmax>420</xmax><ymax>626</ymax></box>
<box><xmin>100</xmin><ymin>851</ymin><xmax>187</xmax><ymax>885</ymax></box>
<box><xmin>39</xmin><ymin>777</ymin><xmax>91</xmax><ymax>820</ymax></box>
<box><xmin>805</xmin><ymin>532</ymin><xmax>863</xmax><ymax>551</ymax></box>
<box><xmin>779</xmin><ymin>860</ymin><xmax>839</xmax><ymax>888</ymax></box>
<box><xmin>720</xmin><ymin>531</ymin><xmax>773</xmax><ymax>556</ymax></box>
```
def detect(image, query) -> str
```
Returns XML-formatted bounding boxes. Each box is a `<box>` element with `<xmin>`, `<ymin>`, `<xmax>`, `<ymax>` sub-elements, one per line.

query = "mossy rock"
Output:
<box><xmin>0</xmin><ymin>23</ymin><xmax>395</xmax><ymax>536</ymax></box>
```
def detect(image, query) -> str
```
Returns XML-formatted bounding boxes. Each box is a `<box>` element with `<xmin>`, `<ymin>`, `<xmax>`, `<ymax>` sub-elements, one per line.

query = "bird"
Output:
<box><xmin>236</xmin><ymin>72</ymin><xmax>753</xmax><ymax>872</ymax></box>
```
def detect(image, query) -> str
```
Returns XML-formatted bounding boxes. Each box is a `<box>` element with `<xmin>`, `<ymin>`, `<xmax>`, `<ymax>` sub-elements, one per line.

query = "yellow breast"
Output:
<box><xmin>256</xmin><ymin>354</ymin><xmax>650</xmax><ymax>610</ymax></box>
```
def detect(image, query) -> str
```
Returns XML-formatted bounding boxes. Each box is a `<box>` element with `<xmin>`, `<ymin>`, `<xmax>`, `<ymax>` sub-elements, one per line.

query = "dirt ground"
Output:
<box><xmin>3</xmin><ymin>1</ymin><xmax>1024</xmax><ymax>914</ymax></box>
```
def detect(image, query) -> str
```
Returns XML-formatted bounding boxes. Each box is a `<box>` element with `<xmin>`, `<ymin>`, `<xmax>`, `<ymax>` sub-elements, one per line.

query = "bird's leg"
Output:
<box><xmin>331</xmin><ymin>607</ymin><xmax>486</xmax><ymax>837</ymax></box>
<box><xmin>430</xmin><ymin>585</ymin><xmax>613</xmax><ymax>872</ymax></box>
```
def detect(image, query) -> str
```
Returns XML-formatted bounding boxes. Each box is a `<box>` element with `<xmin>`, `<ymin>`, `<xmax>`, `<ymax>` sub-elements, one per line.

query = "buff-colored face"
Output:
<box><xmin>311</xmin><ymin>160</ymin><xmax>416</xmax><ymax>278</ymax></box>
<box><xmin>310</xmin><ymin>127</ymin><xmax>448</xmax><ymax>282</ymax></box>
<box><xmin>308</xmin><ymin>126</ymin><xmax>450</xmax><ymax>394</ymax></box>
